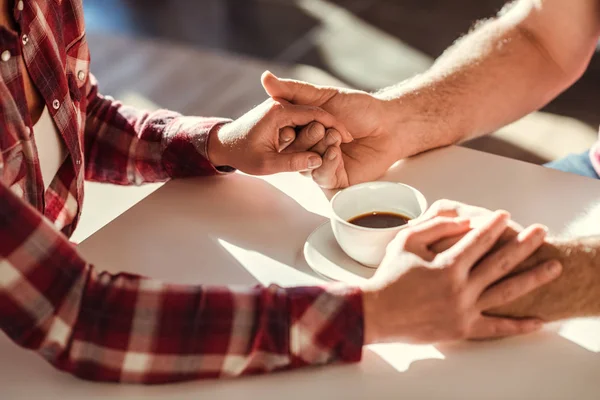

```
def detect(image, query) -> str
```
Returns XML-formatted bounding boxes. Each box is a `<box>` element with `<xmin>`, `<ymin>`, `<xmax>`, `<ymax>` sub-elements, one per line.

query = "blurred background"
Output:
<box><xmin>84</xmin><ymin>0</ymin><xmax>600</xmax><ymax>164</ymax></box>
<box><xmin>74</xmin><ymin>0</ymin><xmax>600</xmax><ymax>241</ymax></box>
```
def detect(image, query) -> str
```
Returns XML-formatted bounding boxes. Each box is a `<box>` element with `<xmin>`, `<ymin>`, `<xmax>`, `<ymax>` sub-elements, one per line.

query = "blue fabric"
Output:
<box><xmin>545</xmin><ymin>151</ymin><xmax>599</xmax><ymax>179</ymax></box>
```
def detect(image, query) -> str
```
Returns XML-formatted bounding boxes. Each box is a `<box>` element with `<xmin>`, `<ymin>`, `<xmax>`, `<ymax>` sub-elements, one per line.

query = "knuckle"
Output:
<box><xmin>487</xmin><ymin>322</ymin><xmax>501</xmax><ymax>337</ymax></box>
<box><xmin>269</xmin><ymin>101</ymin><xmax>284</xmax><ymax>113</ymax></box>
<box><xmin>513</xmin><ymin>322</ymin><xmax>528</xmax><ymax>335</ymax></box>
<box><xmin>500</xmin><ymin>285</ymin><xmax>516</xmax><ymax>302</ymax></box>
<box><xmin>252</xmin><ymin>158</ymin><xmax>269</xmax><ymax>175</ymax></box>
<box><xmin>452</xmin><ymin>318</ymin><xmax>470</xmax><ymax>339</ymax></box>
<box><xmin>432</xmin><ymin>199</ymin><xmax>456</xmax><ymax>212</ymax></box>
<box><xmin>401</xmin><ymin>229</ymin><xmax>419</xmax><ymax>246</ymax></box>
<box><xmin>444</xmin><ymin>271</ymin><xmax>466</xmax><ymax>297</ymax></box>
<box><xmin>445</xmin><ymin>253</ymin><xmax>463</xmax><ymax>268</ymax></box>
<box><xmin>499</xmin><ymin>320</ymin><xmax>519</xmax><ymax>336</ymax></box>
<box><xmin>476</xmin><ymin>231</ymin><xmax>496</xmax><ymax>248</ymax></box>
<box><xmin>494</xmin><ymin>254</ymin><xmax>513</xmax><ymax>274</ymax></box>
<box><xmin>289</xmin><ymin>156</ymin><xmax>306</xmax><ymax>171</ymax></box>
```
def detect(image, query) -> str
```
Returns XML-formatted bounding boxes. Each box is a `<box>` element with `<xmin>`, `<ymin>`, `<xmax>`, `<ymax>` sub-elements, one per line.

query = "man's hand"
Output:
<box><xmin>262</xmin><ymin>0</ymin><xmax>600</xmax><ymax>188</ymax></box>
<box><xmin>417</xmin><ymin>199</ymin><xmax>523</xmax><ymax>252</ymax></box>
<box><xmin>419</xmin><ymin>200</ymin><xmax>600</xmax><ymax>322</ymax></box>
<box><xmin>262</xmin><ymin>72</ymin><xmax>406</xmax><ymax>188</ymax></box>
<box><xmin>207</xmin><ymin>98</ymin><xmax>351</xmax><ymax>175</ymax></box>
<box><xmin>360</xmin><ymin>212</ymin><xmax>562</xmax><ymax>344</ymax></box>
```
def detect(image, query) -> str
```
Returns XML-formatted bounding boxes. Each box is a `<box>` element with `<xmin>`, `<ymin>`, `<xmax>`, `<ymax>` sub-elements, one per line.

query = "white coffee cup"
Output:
<box><xmin>330</xmin><ymin>181</ymin><xmax>428</xmax><ymax>267</ymax></box>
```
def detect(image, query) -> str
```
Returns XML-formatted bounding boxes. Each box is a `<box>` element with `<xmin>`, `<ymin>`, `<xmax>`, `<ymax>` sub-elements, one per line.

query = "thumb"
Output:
<box><xmin>268</xmin><ymin>151</ymin><xmax>323</xmax><ymax>174</ymax></box>
<box><xmin>261</xmin><ymin>71</ymin><xmax>334</xmax><ymax>106</ymax></box>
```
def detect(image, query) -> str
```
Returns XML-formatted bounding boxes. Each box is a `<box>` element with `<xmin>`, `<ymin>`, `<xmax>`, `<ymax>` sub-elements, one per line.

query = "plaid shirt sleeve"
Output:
<box><xmin>83</xmin><ymin>73</ymin><xmax>233</xmax><ymax>185</ymax></box>
<box><xmin>0</xmin><ymin>182</ymin><xmax>364</xmax><ymax>383</ymax></box>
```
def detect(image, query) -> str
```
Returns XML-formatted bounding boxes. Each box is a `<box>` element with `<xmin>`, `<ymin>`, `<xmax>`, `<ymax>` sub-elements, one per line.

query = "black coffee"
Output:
<box><xmin>348</xmin><ymin>211</ymin><xmax>410</xmax><ymax>229</ymax></box>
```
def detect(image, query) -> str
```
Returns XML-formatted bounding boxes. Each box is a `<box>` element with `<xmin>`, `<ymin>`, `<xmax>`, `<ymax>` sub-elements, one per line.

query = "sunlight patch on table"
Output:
<box><xmin>218</xmin><ymin>239</ymin><xmax>323</xmax><ymax>287</ymax></box>
<box><xmin>260</xmin><ymin>172</ymin><xmax>333</xmax><ymax>217</ymax></box>
<box><xmin>559</xmin><ymin>319</ymin><xmax>600</xmax><ymax>352</ymax></box>
<box><xmin>368</xmin><ymin>343</ymin><xmax>445</xmax><ymax>373</ymax></box>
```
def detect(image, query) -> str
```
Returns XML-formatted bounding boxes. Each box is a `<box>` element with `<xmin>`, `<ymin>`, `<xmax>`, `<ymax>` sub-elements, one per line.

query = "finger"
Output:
<box><xmin>430</xmin><ymin>223</ymin><xmax>522</xmax><ymax>255</ymax></box>
<box><xmin>468</xmin><ymin>316</ymin><xmax>543</xmax><ymax>340</ymax></box>
<box><xmin>398</xmin><ymin>217</ymin><xmax>471</xmax><ymax>261</ymax></box>
<box><xmin>418</xmin><ymin>200</ymin><xmax>494</xmax><ymax>223</ymax></box>
<box><xmin>430</xmin><ymin>234</ymin><xmax>465</xmax><ymax>254</ymax></box>
<box><xmin>261</xmin><ymin>71</ymin><xmax>353</xmax><ymax>143</ymax></box>
<box><xmin>282</xmin><ymin>122</ymin><xmax>326</xmax><ymax>153</ymax></box>
<box><xmin>478</xmin><ymin>260</ymin><xmax>562</xmax><ymax>310</ymax></box>
<box><xmin>311</xmin><ymin>146</ymin><xmax>348</xmax><ymax>189</ymax></box>
<box><xmin>417</xmin><ymin>200</ymin><xmax>461</xmax><ymax>222</ymax></box>
<box><xmin>308</xmin><ymin>128</ymin><xmax>342</xmax><ymax>156</ymax></box>
<box><xmin>404</xmin><ymin>217</ymin><xmax>471</xmax><ymax>246</ymax></box>
<box><xmin>264</xmin><ymin>152</ymin><xmax>322</xmax><ymax>174</ymax></box>
<box><xmin>262</xmin><ymin>70</ymin><xmax>334</xmax><ymax>107</ymax></box>
<box><xmin>279</xmin><ymin>127</ymin><xmax>296</xmax><ymax>152</ymax></box>
<box><xmin>441</xmin><ymin>211</ymin><xmax>510</xmax><ymax>275</ymax></box>
<box><xmin>470</xmin><ymin>224</ymin><xmax>548</xmax><ymax>292</ymax></box>
<box><xmin>273</xmin><ymin>103</ymin><xmax>351</xmax><ymax>142</ymax></box>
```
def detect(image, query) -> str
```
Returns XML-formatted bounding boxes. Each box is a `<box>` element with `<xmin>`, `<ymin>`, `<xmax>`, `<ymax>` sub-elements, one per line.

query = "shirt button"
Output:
<box><xmin>1</xmin><ymin>50</ymin><xmax>11</xmax><ymax>62</ymax></box>
<box><xmin>17</xmin><ymin>1</ymin><xmax>24</xmax><ymax>11</ymax></box>
<box><xmin>77</xmin><ymin>70</ymin><xmax>86</xmax><ymax>81</ymax></box>
<box><xmin>22</xmin><ymin>34</ymin><xmax>29</xmax><ymax>46</ymax></box>
<box><xmin>52</xmin><ymin>99</ymin><xmax>60</xmax><ymax>110</ymax></box>
<box><xmin>76</xmin><ymin>159</ymin><xmax>81</xmax><ymax>166</ymax></box>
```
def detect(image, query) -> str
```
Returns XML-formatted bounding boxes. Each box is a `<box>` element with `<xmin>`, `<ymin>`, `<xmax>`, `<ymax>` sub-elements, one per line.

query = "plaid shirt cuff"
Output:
<box><xmin>287</xmin><ymin>283</ymin><xmax>364</xmax><ymax>366</ymax></box>
<box><xmin>162</xmin><ymin>116</ymin><xmax>235</xmax><ymax>177</ymax></box>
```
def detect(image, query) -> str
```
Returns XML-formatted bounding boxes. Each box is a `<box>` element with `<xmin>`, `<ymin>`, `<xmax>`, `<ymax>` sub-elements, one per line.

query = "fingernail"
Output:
<box><xmin>281</xmin><ymin>135</ymin><xmax>293</xmax><ymax>143</ymax></box>
<box><xmin>325</xmin><ymin>132</ymin><xmax>340</xmax><ymax>146</ymax></box>
<box><xmin>533</xmin><ymin>226</ymin><xmax>548</xmax><ymax>238</ymax></box>
<box><xmin>494</xmin><ymin>210</ymin><xmax>511</xmax><ymax>221</ymax></box>
<box><xmin>308</xmin><ymin>156</ymin><xmax>322</xmax><ymax>169</ymax></box>
<box><xmin>279</xmin><ymin>141</ymin><xmax>292</xmax><ymax>153</ymax></box>
<box><xmin>327</xmin><ymin>150</ymin><xmax>337</xmax><ymax>161</ymax></box>
<box><xmin>547</xmin><ymin>261</ymin><xmax>561</xmax><ymax>274</ymax></box>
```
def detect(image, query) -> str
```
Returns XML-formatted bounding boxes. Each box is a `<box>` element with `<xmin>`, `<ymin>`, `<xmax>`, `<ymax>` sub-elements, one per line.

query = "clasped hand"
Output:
<box><xmin>207</xmin><ymin>86</ymin><xmax>562</xmax><ymax>344</ymax></box>
<box><xmin>362</xmin><ymin>204</ymin><xmax>562</xmax><ymax>344</ymax></box>
<box><xmin>207</xmin><ymin>97</ymin><xmax>351</xmax><ymax>175</ymax></box>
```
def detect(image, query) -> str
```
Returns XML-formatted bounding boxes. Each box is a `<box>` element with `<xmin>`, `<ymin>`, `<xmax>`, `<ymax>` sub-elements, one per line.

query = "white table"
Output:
<box><xmin>3</xmin><ymin>146</ymin><xmax>600</xmax><ymax>399</ymax></box>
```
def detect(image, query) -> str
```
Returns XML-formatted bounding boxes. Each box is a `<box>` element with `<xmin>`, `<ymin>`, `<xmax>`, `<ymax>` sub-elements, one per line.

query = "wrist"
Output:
<box><xmin>207</xmin><ymin>122</ymin><xmax>232</xmax><ymax>167</ymax></box>
<box><xmin>376</xmin><ymin>77</ymin><xmax>466</xmax><ymax>157</ymax></box>
<box><xmin>537</xmin><ymin>239</ymin><xmax>600</xmax><ymax>320</ymax></box>
<box><xmin>491</xmin><ymin>237</ymin><xmax>600</xmax><ymax>321</ymax></box>
<box><xmin>360</xmin><ymin>283</ymin><xmax>383</xmax><ymax>345</ymax></box>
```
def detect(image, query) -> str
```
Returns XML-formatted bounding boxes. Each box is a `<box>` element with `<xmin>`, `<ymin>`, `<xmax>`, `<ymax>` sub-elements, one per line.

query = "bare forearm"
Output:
<box><xmin>488</xmin><ymin>237</ymin><xmax>600</xmax><ymax>321</ymax></box>
<box><xmin>378</xmin><ymin>1</ymin><xmax>593</xmax><ymax>152</ymax></box>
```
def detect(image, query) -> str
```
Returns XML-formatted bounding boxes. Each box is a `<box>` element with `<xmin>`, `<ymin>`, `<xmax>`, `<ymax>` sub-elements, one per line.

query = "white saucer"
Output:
<box><xmin>304</xmin><ymin>222</ymin><xmax>377</xmax><ymax>285</ymax></box>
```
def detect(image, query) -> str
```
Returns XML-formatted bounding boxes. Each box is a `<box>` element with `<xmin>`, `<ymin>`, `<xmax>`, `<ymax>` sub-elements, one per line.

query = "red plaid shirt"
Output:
<box><xmin>0</xmin><ymin>0</ymin><xmax>363</xmax><ymax>383</ymax></box>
